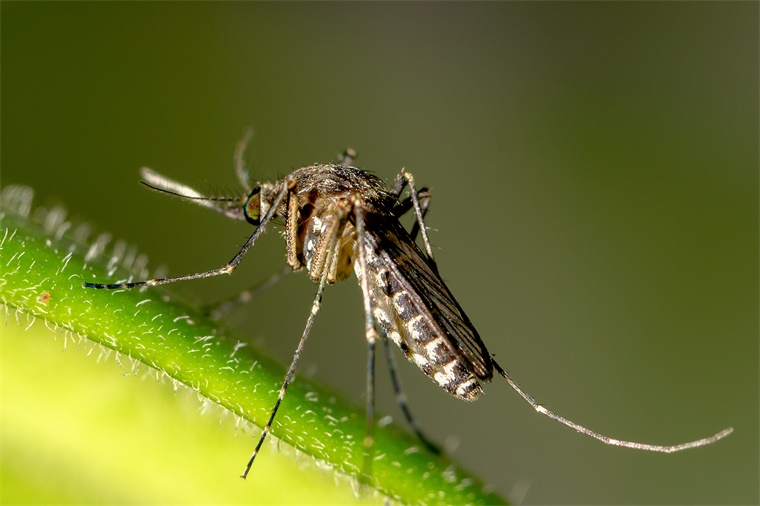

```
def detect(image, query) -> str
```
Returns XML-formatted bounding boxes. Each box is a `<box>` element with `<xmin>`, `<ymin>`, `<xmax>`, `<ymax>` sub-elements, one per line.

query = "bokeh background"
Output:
<box><xmin>2</xmin><ymin>3</ymin><xmax>756</xmax><ymax>504</ymax></box>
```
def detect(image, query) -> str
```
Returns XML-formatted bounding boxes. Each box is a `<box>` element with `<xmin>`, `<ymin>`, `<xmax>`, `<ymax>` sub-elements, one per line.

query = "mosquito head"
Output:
<box><xmin>243</xmin><ymin>187</ymin><xmax>262</xmax><ymax>225</ymax></box>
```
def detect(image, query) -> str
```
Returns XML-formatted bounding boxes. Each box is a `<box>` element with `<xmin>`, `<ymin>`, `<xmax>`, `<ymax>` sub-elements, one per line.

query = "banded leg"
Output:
<box><xmin>83</xmin><ymin>181</ymin><xmax>291</xmax><ymax>291</ymax></box>
<box><xmin>240</xmin><ymin>250</ymin><xmax>333</xmax><ymax>479</ymax></box>
<box><xmin>392</xmin><ymin>187</ymin><xmax>432</xmax><ymax>251</ymax></box>
<box><xmin>353</xmin><ymin>197</ymin><xmax>380</xmax><ymax>476</ymax></box>
<box><xmin>242</xmin><ymin>202</ymin><xmax>351</xmax><ymax>478</ymax></box>
<box><xmin>390</xmin><ymin>170</ymin><xmax>437</xmax><ymax>271</ymax></box>
<box><xmin>492</xmin><ymin>360</ymin><xmax>734</xmax><ymax>453</ymax></box>
<box><xmin>383</xmin><ymin>338</ymin><xmax>441</xmax><ymax>454</ymax></box>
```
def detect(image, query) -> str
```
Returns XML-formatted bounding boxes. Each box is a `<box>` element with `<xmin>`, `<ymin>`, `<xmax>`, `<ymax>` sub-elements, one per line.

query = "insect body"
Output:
<box><xmin>271</xmin><ymin>164</ymin><xmax>491</xmax><ymax>400</ymax></box>
<box><xmin>84</xmin><ymin>136</ymin><xmax>732</xmax><ymax>480</ymax></box>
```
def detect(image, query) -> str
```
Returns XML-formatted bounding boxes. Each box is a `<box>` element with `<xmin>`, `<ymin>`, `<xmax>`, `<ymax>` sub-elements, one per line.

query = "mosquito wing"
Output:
<box><xmin>359</xmin><ymin>215</ymin><xmax>493</xmax><ymax>400</ymax></box>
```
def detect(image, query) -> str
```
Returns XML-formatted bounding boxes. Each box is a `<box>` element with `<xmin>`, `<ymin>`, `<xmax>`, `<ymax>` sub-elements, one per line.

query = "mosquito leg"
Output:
<box><xmin>83</xmin><ymin>181</ymin><xmax>290</xmax><ymax>290</ymax></box>
<box><xmin>392</xmin><ymin>171</ymin><xmax>437</xmax><ymax>270</ymax></box>
<box><xmin>234</xmin><ymin>128</ymin><xmax>254</xmax><ymax>193</ymax></box>
<box><xmin>389</xmin><ymin>171</ymin><xmax>408</xmax><ymax>200</ymax></box>
<box><xmin>409</xmin><ymin>188</ymin><xmax>431</xmax><ymax>243</ymax></box>
<box><xmin>205</xmin><ymin>266</ymin><xmax>293</xmax><ymax>320</ymax></box>
<box><xmin>242</xmin><ymin>201</ymin><xmax>349</xmax><ymax>478</ymax></box>
<box><xmin>240</xmin><ymin>254</ymin><xmax>332</xmax><ymax>479</ymax></box>
<box><xmin>364</xmin><ymin>337</ymin><xmax>377</xmax><ymax>477</ymax></box>
<box><xmin>391</xmin><ymin>188</ymin><xmax>429</xmax><ymax>216</ymax></box>
<box><xmin>353</xmin><ymin>197</ymin><xmax>381</xmax><ymax>477</ymax></box>
<box><xmin>340</xmin><ymin>148</ymin><xmax>358</xmax><ymax>167</ymax></box>
<box><xmin>491</xmin><ymin>359</ymin><xmax>734</xmax><ymax>452</ymax></box>
<box><xmin>383</xmin><ymin>338</ymin><xmax>442</xmax><ymax>455</ymax></box>
<box><xmin>393</xmin><ymin>188</ymin><xmax>431</xmax><ymax>244</ymax></box>
<box><xmin>399</xmin><ymin>171</ymin><xmax>436</xmax><ymax>265</ymax></box>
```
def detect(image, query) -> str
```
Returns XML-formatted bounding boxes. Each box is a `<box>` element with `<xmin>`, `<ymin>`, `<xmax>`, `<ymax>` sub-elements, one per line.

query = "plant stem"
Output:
<box><xmin>0</xmin><ymin>187</ymin><xmax>507</xmax><ymax>505</ymax></box>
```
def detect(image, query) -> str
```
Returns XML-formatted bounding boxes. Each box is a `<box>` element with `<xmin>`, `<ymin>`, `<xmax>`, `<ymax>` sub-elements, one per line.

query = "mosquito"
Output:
<box><xmin>84</xmin><ymin>134</ymin><xmax>733</xmax><ymax>479</ymax></box>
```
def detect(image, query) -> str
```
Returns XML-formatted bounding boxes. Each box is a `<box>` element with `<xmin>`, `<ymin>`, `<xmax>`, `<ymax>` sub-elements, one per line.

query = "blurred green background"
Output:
<box><xmin>2</xmin><ymin>3</ymin><xmax>756</xmax><ymax>504</ymax></box>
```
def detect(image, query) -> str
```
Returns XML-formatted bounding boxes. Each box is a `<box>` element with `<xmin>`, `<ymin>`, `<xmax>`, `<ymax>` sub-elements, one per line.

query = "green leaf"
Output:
<box><xmin>0</xmin><ymin>186</ymin><xmax>507</xmax><ymax>505</ymax></box>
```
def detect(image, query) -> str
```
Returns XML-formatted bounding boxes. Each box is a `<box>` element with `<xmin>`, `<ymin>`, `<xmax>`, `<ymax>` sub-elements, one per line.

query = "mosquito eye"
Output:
<box><xmin>244</xmin><ymin>188</ymin><xmax>261</xmax><ymax>225</ymax></box>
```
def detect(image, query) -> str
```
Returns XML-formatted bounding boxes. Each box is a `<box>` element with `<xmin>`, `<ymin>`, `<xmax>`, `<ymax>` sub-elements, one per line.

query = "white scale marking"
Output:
<box><xmin>392</xmin><ymin>290</ymin><xmax>410</xmax><ymax>316</ymax></box>
<box><xmin>373</xmin><ymin>269</ymin><xmax>388</xmax><ymax>287</ymax></box>
<box><xmin>407</xmin><ymin>314</ymin><xmax>424</xmax><ymax>341</ymax></box>
<box><xmin>372</xmin><ymin>307</ymin><xmax>390</xmax><ymax>327</ymax></box>
<box><xmin>433</xmin><ymin>360</ymin><xmax>459</xmax><ymax>387</ymax></box>
<box><xmin>425</xmin><ymin>338</ymin><xmax>444</xmax><ymax>357</ymax></box>
<box><xmin>412</xmin><ymin>353</ymin><xmax>429</xmax><ymax>367</ymax></box>
<box><xmin>456</xmin><ymin>378</ymin><xmax>478</xmax><ymax>398</ymax></box>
